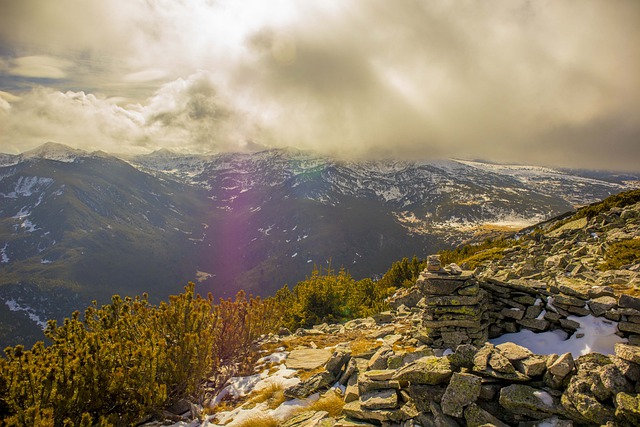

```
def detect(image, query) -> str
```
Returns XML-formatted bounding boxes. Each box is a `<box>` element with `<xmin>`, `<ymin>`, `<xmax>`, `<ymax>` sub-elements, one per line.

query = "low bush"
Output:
<box><xmin>0</xmin><ymin>283</ymin><xmax>282</xmax><ymax>426</ymax></box>
<box><xmin>600</xmin><ymin>239</ymin><xmax>640</xmax><ymax>271</ymax></box>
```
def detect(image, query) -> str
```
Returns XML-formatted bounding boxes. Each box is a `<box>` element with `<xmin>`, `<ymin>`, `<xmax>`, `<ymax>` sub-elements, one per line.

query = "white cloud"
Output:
<box><xmin>10</xmin><ymin>56</ymin><xmax>72</xmax><ymax>79</ymax></box>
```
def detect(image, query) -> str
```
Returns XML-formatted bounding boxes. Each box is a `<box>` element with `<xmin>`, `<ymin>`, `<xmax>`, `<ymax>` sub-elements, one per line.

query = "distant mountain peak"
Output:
<box><xmin>23</xmin><ymin>142</ymin><xmax>87</xmax><ymax>163</ymax></box>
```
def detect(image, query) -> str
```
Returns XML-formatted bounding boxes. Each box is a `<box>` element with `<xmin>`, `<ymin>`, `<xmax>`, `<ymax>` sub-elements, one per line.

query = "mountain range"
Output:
<box><xmin>0</xmin><ymin>141</ymin><xmax>638</xmax><ymax>346</ymax></box>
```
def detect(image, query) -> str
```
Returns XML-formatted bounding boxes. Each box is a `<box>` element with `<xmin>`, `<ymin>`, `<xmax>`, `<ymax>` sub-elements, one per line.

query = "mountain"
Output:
<box><xmin>0</xmin><ymin>142</ymin><xmax>638</xmax><ymax>346</ymax></box>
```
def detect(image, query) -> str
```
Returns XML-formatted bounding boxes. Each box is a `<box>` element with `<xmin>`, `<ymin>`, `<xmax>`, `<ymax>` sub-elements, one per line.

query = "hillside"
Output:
<box><xmin>0</xmin><ymin>143</ymin><xmax>638</xmax><ymax>348</ymax></box>
<box><xmin>2</xmin><ymin>189</ymin><xmax>640</xmax><ymax>426</ymax></box>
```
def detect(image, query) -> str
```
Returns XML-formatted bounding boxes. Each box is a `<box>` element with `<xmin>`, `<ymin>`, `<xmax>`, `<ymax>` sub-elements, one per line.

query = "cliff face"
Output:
<box><xmin>149</xmin><ymin>199</ymin><xmax>640</xmax><ymax>426</ymax></box>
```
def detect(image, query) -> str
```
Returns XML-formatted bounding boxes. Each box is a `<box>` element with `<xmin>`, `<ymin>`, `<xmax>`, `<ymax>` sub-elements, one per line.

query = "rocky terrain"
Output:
<box><xmin>146</xmin><ymin>197</ymin><xmax>640</xmax><ymax>426</ymax></box>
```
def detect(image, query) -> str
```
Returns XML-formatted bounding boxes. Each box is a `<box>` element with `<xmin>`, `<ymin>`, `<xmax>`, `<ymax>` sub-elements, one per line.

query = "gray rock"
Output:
<box><xmin>517</xmin><ymin>318</ymin><xmax>550</xmax><ymax>331</ymax></box>
<box><xmin>558</xmin><ymin>318</ymin><xmax>580</xmax><ymax>331</ymax></box>
<box><xmin>449</xmin><ymin>344</ymin><xmax>478</xmax><ymax>369</ymax></box>
<box><xmin>619</xmin><ymin>294</ymin><xmax>640</xmax><ymax>311</ymax></box>
<box><xmin>499</xmin><ymin>384</ymin><xmax>563</xmax><ymax>419</ymax></box>
<box><xmin>285</xmin><ymin>370</ymin><xmax>335</xmax><ymax>399</ymax></box>
<box><xmin>588</xmin><ymin>295</ymin><xmax>617</xmax><ymax>316</ymax></box>
<box><xmin>548</xmin><ymin>352</ymin><xmax>575</xmax><ymax>379</ymax></box>
<box><xmin>489</xmin><ymin>351</ymin><xmax>516</xmax><ymax>374</ymax></box>
<box><xmin>368</xmin><ymin>346</ymin><xmax>394</xmax><ymax>370</ymax></box>
<box><xmin>441</xmin><ymin>372</ymin><xmax>482</xmax><ymax>417</ymax></box>
<box><xmin>615</xmin><ymin>392</ymin><xmax>640</xmax><ymax>426</ymax></box>
<box><xmin>287</xmin><ymin>349</ymin><xmax>333</xmax><ymax>370</ymax></box>
<box><xmin>463</xmin><ymin>402</ymin><xmax>509</xmax><ymax>427</ymax></box>
<box><xmin>407</xmin><ymin>384</ymin><xmax>446</xmax><ymax>412</ymax></box>
<box><xmin>610</xmin><ymin>355</ymin><xmax>640</xmax><ymax>381</ymax></box>
<box><xmin>279</xmin><ymin>411</ymin><xmax>332</xmax><ymax>427</ymax></box>
<box><xmin>429</xmin><ymin>401</ymin><xmax>461</xmax><ymax>427</ymax></box>
<box><xmin>360</xmin><ymin>389</ymin><xmax>398</xmax><ymax>410</ymax></box>
<box><xmin>553</xmin><ymin>294</ymin><xmax>586</xmax><ymax>307</ymax></box>
<box><xmin>618</xmin><ymin>321</ymin><xmax>640</xmax><ymax>334</ymax></box>
<box><xmin>514</xmin><ymin>355</ymin><xmax>548</xmax><ymax>377</ymax></box>
<box><xmin>615</xmin><ymin>343</ymin><xmax>640</xmax><ymax>364</ymax></box>
<box><xmin>392</xmin><ymin>356</ymin><xmax>453</xmax><ymax>385</ymax></box>
<box><xmin>496</xmin><ymin>342</ymin><xmax>533</xmax><ymax>361</ymax></box>
<box><xmin>325</xmin><ymin>350</ymin><xmax>351</xmax><ymax>377</ymax></box>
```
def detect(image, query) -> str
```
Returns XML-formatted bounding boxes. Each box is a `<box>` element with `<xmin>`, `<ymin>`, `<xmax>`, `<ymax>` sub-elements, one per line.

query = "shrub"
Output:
<box><xmin>600</xmin><ymin>239</ymin><xmax>640</xmax><ymax>271</ymax></box>
<box><xmin>0</xmin><ymin>283</ymin><xmax>283</xmax><ymax>426</ymax></box>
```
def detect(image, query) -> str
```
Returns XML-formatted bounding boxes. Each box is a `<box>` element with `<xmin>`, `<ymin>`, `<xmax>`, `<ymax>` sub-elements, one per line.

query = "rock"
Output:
<box><xmin>334</xmin><ymin>419</ymin><xmax>377</xmax><ymax>427</ymax></box>
<box><xmin>619</xmin><ymin>294</ymin><xmax>640</xmax><ymax>311</ymax></box>
<box><xmin>558</xmin><ymin>318</ymin><xmax>580</xmax><ymax>332</ymax></box>
<box><xmin>464</xmin><ymin>402</ymin><xmax>509</xmax><ymax>427</ymax></box>
<box><xmin>615</xmin><ymin>392</ymin><xmax>640</xmax><ymax>426</ymax></box>
<box><xmin>373</xmin><ymin>311</ymin><xmax>394</xmax><ymax>324</ymax></box>
<box><xmin>588</xmin><ymin>296</ymin><xmax>617</xmax><ymax>316</ymax></box>
<box><xmin>279</xmin><ymin>411</ymin><xmax>332</xmax><ymax>427</ymax></box>
<box><xmin>407</xmin><ymin>384</ymin><xmax>446</xmax><ymax>412</ymax></box>
<box><xmin>618</xmin><ymin>321</ymin><xmax>640</xmax><ymax>334</ymax></box>
<box><xmin>562</xmin><ymin>375</ymin><xmax>615</xmax><ymax>425</ymax></box>
<box><xmin>429</xmin><ymin>401</ymin><xmax>461</xmax><ymax>427</ymax></box>
<box><xmin>599</xmin><ymin>364</ymin><xmax>632</xmax><ymax>395</ymax></box>
<box><xmin>368</xmin><ymin>346</ymin><xmax>394</xmax><ymax>370</ymax></box>
<box><xmin>449</xmin><ymin>344</ymin><xmax>477</xmax><ymax>369</ymax></box>
<box><xmin>501</xmin><ymin>308</ymin><xmax>525</xmax><ymax>320</ymax></box>
<box><xmin>358</xmin><ymin>377</ymin><xmax>401</xmax><ymax>395</ymax></box>
<box><xmin>517</xmin><ymin>417</ymin><xmax>573</xmax><ymax>427</ymax></box>
<box><xmin>548</xmin><ymin>353</ymin><xmax>575</xmax><ymax>379</ymax></box>
<box><xmin>360</xmin><ymin>389</ymin><xmax>398</xmax><ymax>410</ymax></box>
<box><xmin>388</xmin><ymin>287</ymin><xmax>422</xmax><ymax>309</ymax></box>
<box><xmin>287</xmin><ymin>349</ymin><xmax>333</xmax><ymax>370</ymax></box>
<box><xmin>489</xmin><ymin>351</ymin><xmax>516</xmax><ymax>374</ymax></box>
<box><xmin>610</xmin><ymin>355</ymin><xmax>640</xmax><ymax>381</ymax></box>
<box><xmin>496</xmin><ymin>342</ymin><xmax>533</xmax><ymax>361</ymax></box>
<box><xmin>554</xmin><ymin>295</ymin><xmax>586</xmax><ymax>307</ymax></box>
<box><xmin>325</xmin><ymin>350</ymin><xmax>351</xmax><ymax>377</ymax></box>
<box><xmin>284</xmin><ymin>370</ymin><xmax>335</xmax><ymax>399</ymax></box>
<box><xmin>499</xmin><ymin>384</ymin><xmax>563</xmax><ymax>419</ymax></box>
<box><xmin>514</xmin><ymin>355</ymin><xmax>548</xmax><ymax>377</ymax></box>
<box><xmin>517</xmin><ymin>318</ymin><xmax>550</xmax><ymax>331</ymax></box>
<box><xmin>342</xmin><ymin>400</ymin><xmax>406</xmax><ymax>423</ymax></box>
<box><xmin>441</xmin><ymin>372</ymin><xmax>482</xmax><ymax>417</ymax></box>
<box><xmin>615</xmin><ymin>343</ymin><xmax>640</xmax><ymax>364</ymax></box>
<box><xmin>392</xmin><ymin>356</ymin><xmax>453</xmax><ymax>385</ymax></box>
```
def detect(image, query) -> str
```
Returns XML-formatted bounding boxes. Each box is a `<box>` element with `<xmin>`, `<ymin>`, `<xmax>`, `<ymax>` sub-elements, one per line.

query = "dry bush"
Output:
<box><xmin>249</xmin><ymin>382</ymin><xmax>287</xmax><ymax>409</ymax></box>
<box><xmin>305</xmin><ymin>389</ymin><xmax>345</xmax><ymax>418</ymax></box>
<box><xmin>233</xmin><ymin>413</ymin><xmax>279</xmax><ymax>427</ymax></box>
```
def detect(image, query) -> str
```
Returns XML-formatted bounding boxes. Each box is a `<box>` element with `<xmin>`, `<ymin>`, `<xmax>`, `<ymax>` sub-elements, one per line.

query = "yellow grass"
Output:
<box><xmin>233</xmin><ymin>413</ymin><xmax>279</xmax><ymax>427</ymax></box>
<box><xmin>248</xmin><ymin>382</ymin><xmax>287</xmax><ymax>409</ymax></box>
<box><xmin>305</xmin><ymin>389</ymin><xmax>345</xmax><ymax>418</ymax></box>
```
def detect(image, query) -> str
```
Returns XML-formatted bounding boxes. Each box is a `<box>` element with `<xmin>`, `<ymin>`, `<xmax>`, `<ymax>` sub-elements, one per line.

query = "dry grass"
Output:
<box><xmin>349</xmin><ymin>337</ymin><xmax>382</xmax><ymax>357</ymax></box>
<box><xmin>233</xmin><ymin>413</ymin><xmax>279</xmax><ymax>427</ymax></box>
<box><xmin>248</xmin><ymin>382</ymin><xmax>287</xmax><ymax>409</ymax></box>
<box><xmin>298</xmin><ymin>365</ymin><xmax>327</xmax><ymax>382</ymax></box>
<box><xmin>305</xmin><ymin>390</ymin><xmax>345</xmax><ymax>418</ymax></box>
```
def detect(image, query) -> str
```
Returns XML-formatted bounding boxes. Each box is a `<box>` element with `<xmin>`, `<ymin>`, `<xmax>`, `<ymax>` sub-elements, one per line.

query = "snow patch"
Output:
<box><xmin>4</xmin><ymin>299</ymin><xmax>48</xmax><ymax>329</ymax></box>
<box><xmin>1</xmin><ymin>243</ymin><xmax>9</xmax><ymax>263</ymax></box>
<box><xmin>490</xmin><ymin>314</ymin><xmax>626</xmax><ymax>357</ymax></box>
<box><xmin>533</xmin><ymin>390</ymin><xmax>554</xmax><ymax>407</ymax></box>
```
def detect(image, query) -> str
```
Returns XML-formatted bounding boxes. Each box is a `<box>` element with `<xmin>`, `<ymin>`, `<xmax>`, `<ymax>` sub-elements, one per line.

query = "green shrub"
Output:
<box><xmin>0</xmin><ymin>283</ymin><xmax>282</xmax><ymax>426</ymax></box>
<box><xmin>600</xmin><ymin>239</ymin><xmax>640</xmax><ymax>271</ymax></box>
<box><xmin>439</xmin><ymin>237</ymin><xmax>512</xmax><ymax>266</ymax></box>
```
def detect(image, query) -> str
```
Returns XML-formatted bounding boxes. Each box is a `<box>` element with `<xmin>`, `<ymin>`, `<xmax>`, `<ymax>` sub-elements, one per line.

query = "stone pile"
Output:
<box><xmin>415</xmin><ymin>266</ymin><xmax>489</xmax><ymax>349</ymax></box>
<box><xmin>277</xmin><ymin>338</ymin><xmax>640</xmax><ymax>426</ymax></box>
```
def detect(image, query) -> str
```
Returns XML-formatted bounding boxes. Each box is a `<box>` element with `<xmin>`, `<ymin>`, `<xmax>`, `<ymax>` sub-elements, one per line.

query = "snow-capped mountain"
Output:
<box><xmin>0</xmin><ymin>142</ymin><xmax>638</xmax><ymax>346</ymax></box>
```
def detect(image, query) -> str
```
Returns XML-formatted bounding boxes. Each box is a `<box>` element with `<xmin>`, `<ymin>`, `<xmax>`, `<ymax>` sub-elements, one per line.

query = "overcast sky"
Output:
<box><xmin>0</xmin><ymin>0</ymin><xmax>639</xmax><ymax>171</ymax></box>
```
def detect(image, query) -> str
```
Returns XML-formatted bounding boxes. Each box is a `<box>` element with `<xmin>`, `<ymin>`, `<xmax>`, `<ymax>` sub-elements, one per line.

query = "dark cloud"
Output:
<box><xmin>0</xmin><ymin>0</ymin><xmax>639</xmax><ymax>171</ymax></box>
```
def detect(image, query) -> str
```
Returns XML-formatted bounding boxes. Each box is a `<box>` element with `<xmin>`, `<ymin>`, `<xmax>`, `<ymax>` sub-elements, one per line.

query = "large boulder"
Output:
<box><xmin>441</xmin><ymin>372</ymin><xmax>482</xmax><ymax>417</ymax></box>
<box><xmin>392</xmin><ymin>356</ymin><xmax>453</xmax><ymax>385</ymax></box>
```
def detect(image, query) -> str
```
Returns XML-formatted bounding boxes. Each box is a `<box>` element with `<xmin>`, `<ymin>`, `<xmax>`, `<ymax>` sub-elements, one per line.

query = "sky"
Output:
<box><xmin>0</xmin><ymin>0</ymin><xmax>639</xmax><ymax>171</ymax></box>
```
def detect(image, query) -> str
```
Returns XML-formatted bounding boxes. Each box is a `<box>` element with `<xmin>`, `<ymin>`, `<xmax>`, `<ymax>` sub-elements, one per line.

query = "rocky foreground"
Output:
<box><xmin>148</xmin><ymin>200</ymin><xmax>640</xmax><ymax>427</ymax></box>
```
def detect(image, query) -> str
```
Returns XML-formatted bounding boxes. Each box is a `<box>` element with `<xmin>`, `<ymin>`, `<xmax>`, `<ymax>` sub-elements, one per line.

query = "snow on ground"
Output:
<box><xmin>1</xmin><ymin>243</ymin><xmax>9</xmax><ymax>263</ymax></box>
<box><xmin>490</xmin><ymin>314</ymin><xmax>626</xmax><ymax>357</ymax></box>
<box><xmin>4</xmin><ymin>299</ymin><xmax>48</xmax><ymax>329</ymax></box>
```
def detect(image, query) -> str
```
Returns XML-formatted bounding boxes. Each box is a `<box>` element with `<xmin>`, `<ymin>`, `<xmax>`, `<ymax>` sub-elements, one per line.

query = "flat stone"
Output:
<box><xmin>429</xmin><ymin>401</ymin><xmax>461</xmax><ymax>427</ymax></box>
<box><xmin>517</xmin><ymin>318</ymin><xmax>550</xmax><ymax>331</ymax></box>
<box><xmin>419</xmin><ymin>276</ymin><xmax>468</xmax><ymax>295</ymax></box>
<box><xmin>358</xmin><ymin>378</ymin><xmax>401</xmax><ymax>395</ymax></box>
<box><xmin>499</xmin><ymin>384</ymin><xmax>563</xmax><ymax>419</ymax></box>
<box><xmin>619</xmin><ymin>294</ymin><xmax>640</xmax><ymax>311</ymax></box>
<box><xmin>287</xmin><ymin>349</ymin><xmax>333</xmax><ymax>370</ymax></box>
<box><xmin>588</xmin><ymin>295</ymin><xmax>617</xmax><ymax>316</ymax></box>
<box><xmin>610</xmin><ymin>355</ymin><xmax>640</xmax><ymax>381</ymax></box>
<box><xmin>362</xmin><ymin>370</ymin><xmax>395</xmax><ymax>381</ymax></box>
<box><xmin>393</xmin><ymin>356</ymin><xmax>453</xmax><ymax>385</ymax></box>
<box><xmin>554</xmin><ymin>294</ymin><xmax>586</xmax><ymax>307</ymax></box>
<box><xmin>615</xmin><ymin>343</ymin><xmax>640</xmax><ymax>364</ymax></box>
<box><xmin>501</xmin><ymin>308</ymin><xmax>525</xmax><ymax>320</ymax></box>
<box><xmin>368</xmin><ymin>346</ymin><xmax>394</xmax><ymax>370</ymax></box>
<box><xmin>496</xmin><ymin>342</ymin><xmax>533</xmax><ymax>361</ymax></box>
<box><xmin>619</xmin><ymin>321</ymin><xmax>640</xmax><ymax>334</ymax></box>
<box><xmin>559</xmin><ymin>318</ymin><xmax>580</xmax><ymax>332</ymax></box>
<box><xmin>360</xmin><ymin>389</ymin><xmax>398</xmax><ymax>410</ymax></box>
<box><xmin>425</xmin><ymin>294</ymin><xmax>483</xmax><ymax>306</ymax></box>
<box><xmin>342</xmin><ymin>400</ymin><xmax>406</xmax><ymax>423</ymax></box>
<box><xmin>334</xmin><ymin>419</ymin><xmax>377</xmax><ymax>427</ymax></box>
<box><xmin>325</xmin><ymin>350</ymin><xmax>351</xmax><ymax>377</ymax></box>
<box><xmin>407</xmin><ymin>384</ymin><xmax>446</xmax><ymax>412</ymax></box>
<box><xmin>441</xmin><ymin>372</ymin><xmax>482</xmax><ymax>417</ymax></box>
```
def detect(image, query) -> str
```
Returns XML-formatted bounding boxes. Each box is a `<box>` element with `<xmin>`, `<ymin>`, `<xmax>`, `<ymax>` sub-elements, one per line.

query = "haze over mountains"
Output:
<box><xmin>0</xmin><ymin>142</ymin><xmax>638</xmax><ymax>346</ymax></box>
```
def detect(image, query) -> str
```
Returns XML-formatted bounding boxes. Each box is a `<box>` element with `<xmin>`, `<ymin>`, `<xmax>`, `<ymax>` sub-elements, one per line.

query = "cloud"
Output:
<box><xmin>9</xmin><ymin>56</ymin><xmax>73</xmax><ymax>79</ymax></box>
<box><xmin>0</xmin><ymin>0</ymin><xmax>639</xmax><ymax>171</ymax></box>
